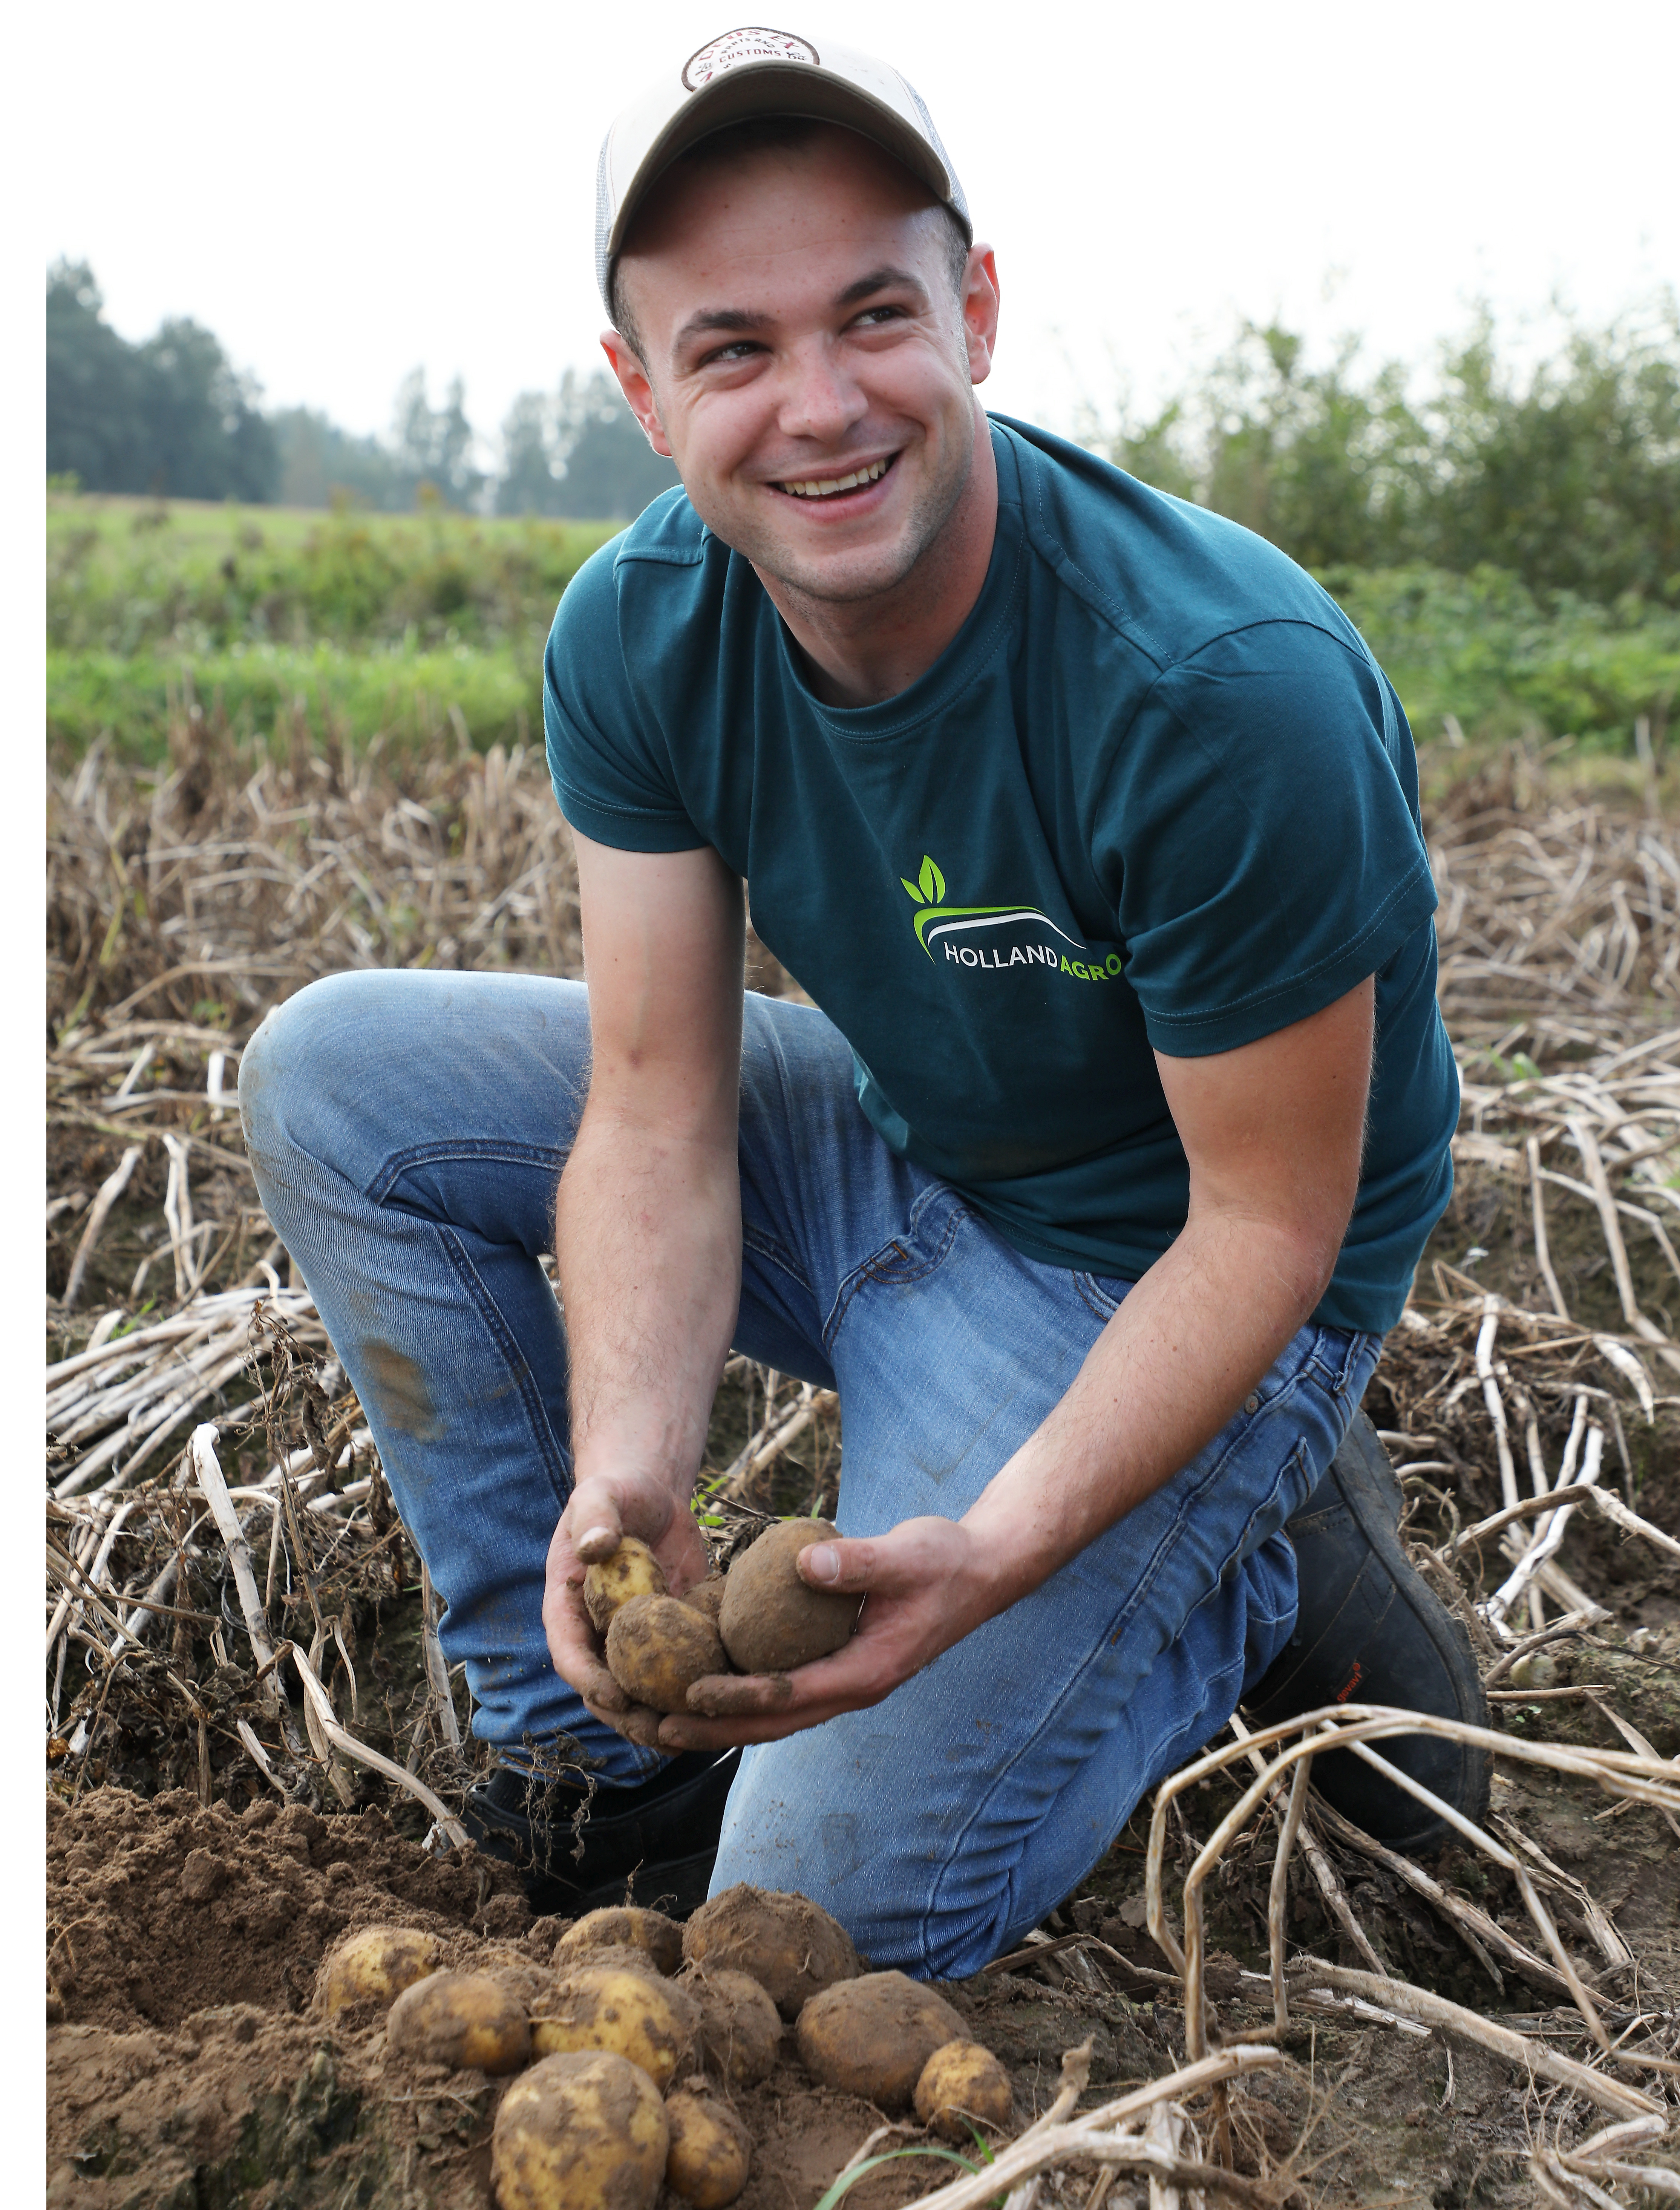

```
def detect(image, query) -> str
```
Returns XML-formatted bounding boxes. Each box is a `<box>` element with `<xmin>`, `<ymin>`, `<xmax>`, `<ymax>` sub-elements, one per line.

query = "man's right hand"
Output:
<box><xmin>543</xmin><ymin>1470</ymin><xmax>714</xmax><ymax>1747</ymax></box>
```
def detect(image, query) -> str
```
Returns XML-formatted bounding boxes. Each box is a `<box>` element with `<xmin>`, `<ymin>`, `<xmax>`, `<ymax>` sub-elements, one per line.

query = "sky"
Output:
<box><xmin>37</xmin><ymin>1</ymin><xmax>1680</xmax><ymax>457</ymax></box>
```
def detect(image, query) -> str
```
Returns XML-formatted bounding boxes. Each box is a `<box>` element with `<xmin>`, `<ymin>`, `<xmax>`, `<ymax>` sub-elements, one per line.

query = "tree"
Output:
<box><xmin>46</xmin><ymin>260</ymin><xmax>278</xmax><ymax>501</ymax></box>
<box><xmin>495</xmin><ymin>369</ymin><xmax>679</xmax><ymax>520</ymax></box>
<box><xmin>391</xmin><ymin>371</ymin><xmax>485</xmax><ymax>510</ymax></box>
<box><xmin>272</xmin><ymin>407</ymin><xmax>408</xmax><ymax>510</ymax></box>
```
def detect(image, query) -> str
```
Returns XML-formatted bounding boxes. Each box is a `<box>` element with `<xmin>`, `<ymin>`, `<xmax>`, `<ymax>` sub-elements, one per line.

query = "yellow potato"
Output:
<box><xmin>386</xmin><ymin>1969</ymin><xmax>530</xmax><ymax>2074</ymax></box>
<box><xmin>314</xmin><ymin>1925</ymin><xmax>443</xmax><ymax>2016</ymax></box>
<box><xmin>683</xmin><ymin>1884</ymin><xmax>861</xmax><ymax>2021</ymax></box>
<box><xmin>556</xmin><ymin>1906</ymin><xmax>683</xmax><ymax>1977</ymax></box>
<box><xmin>492</xmin><ymin>2050</ymin><xmax>668</xmax><ymax>2210</ymax></box>
<box><xmin>530</xmin><ymin>1965</ymin><xmax>698</xmax><ymax>2091</ymax></box>
<box><xmin>914</xmin><ymin>2039</ymin><xmax>1015</xmax><ymax>2139</ymax></box>
<box><xmin>796</xmin><ymin>1971</ymin><xmax>969</xmax><ymax>2111</ymax></box>
<box><xmin>605</xmin><ymin>1594</ymin><xmax>729</xmax><ymax>1714</ymax></box>
<box><xmin>665</xmin><ymin>2087</ymin><xmax>753</xmax><ymax>2209</ymax></box>
<box><xmin>717</xmin><ymin>1518</ymin><xmax>859</xmax><ymax>1675</ymax></box>
<box><xmin>583</xmin><ymin>1537</ymin><xmax>667</xmax><ymax>1633</ymax></box>
<box><xmin>678</xmin><ymin>1963</ymin><xmax>784</xmax><ymax>2086</ymax></box>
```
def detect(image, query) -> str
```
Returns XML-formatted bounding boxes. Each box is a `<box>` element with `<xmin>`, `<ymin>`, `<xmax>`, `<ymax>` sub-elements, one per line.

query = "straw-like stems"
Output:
<box><xmin>61</xmin><ymin>1144</ymin><xmax>143</xmax><ymax>1311</ymax></box>
<box><xmin>893</xmin><ymin>2049</ymin><xmax>1286</xmax><ymax>2210</ymax></box>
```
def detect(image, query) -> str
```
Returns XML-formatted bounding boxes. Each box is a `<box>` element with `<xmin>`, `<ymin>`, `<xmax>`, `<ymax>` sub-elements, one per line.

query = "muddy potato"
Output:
<box><xmin>796</xmin><ymin>1971</ymin><xmax>968</xmax><ymax>2110</ymax></box>
<box><xmin>682</xmin><ymin>1574</ymin><xmax>728</xmax><ymax>1627</ymax></box>
<box><xmin>683</xmin><ymin>1885</ymin><xmax>861</xmax><ymax>2021</ymax></box>
<box><xmin>315</xmin><ymin>1925</ymin><xmax>443</xmax><ymax>2016</ymax></box>
<box><xmin>677</xmin><ymin>1963</ymin><xmax>783</xmax><ymax>2086</ymax></box>
<box><xmin>479</xmin><ymin>1943</ymin><xmax>558</xmax><ymax>2013</ymax></box>
<box><xmin>665</xmin><ymin>2086</ymin><xmax>753</xmax><ymax>2209</ymax></box>
<box><xmin>914</xmin><ymin>2039</ymin><xmax>1014</xmax><ymax>2139</ymax></box>
<box><xmin>605</xmin><ymin>1594</ymin><xmax>729</xmax><ymax>1714</ymax></box>
<box><xmin>583</xmin><ymin>1536</ymin><xmax>667</xmax><ymax>1634</ymax></box>
<box><xmin>493</xmin><ymin>2050</ymin><xmax>668</xmax><ymax>2210</ymax></box>
<box><xmin>387</xmin><ymin>1969</ymin><xmax>530</xmax><ymax>2074</ymax></box>
<box><xmin>531</xmin><ymin>1964</ymin><xmax>698</xmax><ymax>2091</ymax></box>
<box><xmin>717</xmin><ymin>1518</ymin><xmax>860</xmax><ymax>1676</ymax></box>
<box><xmin>557</xmin><ymin>1906</ymin><xmax>684</xmax><ymax>1977</ymax></box>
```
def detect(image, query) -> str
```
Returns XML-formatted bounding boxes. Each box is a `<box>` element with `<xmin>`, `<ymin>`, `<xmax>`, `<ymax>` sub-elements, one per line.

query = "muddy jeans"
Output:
<box><xmin>238</xmin><ymin>970</ymin><xmax>1380</xmax><ymax>1976</ymax></box>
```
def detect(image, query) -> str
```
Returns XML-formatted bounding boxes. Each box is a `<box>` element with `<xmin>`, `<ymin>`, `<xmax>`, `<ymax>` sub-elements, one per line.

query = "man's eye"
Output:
<box><xmin>703</xmin><ymin>341</ymin><xmax>763</xmax><ymax>366</ymax></box>
<box><xmin>855</xmin><ymin>306</ymin><xmax>907</xmax><ymax>328</ymax></box>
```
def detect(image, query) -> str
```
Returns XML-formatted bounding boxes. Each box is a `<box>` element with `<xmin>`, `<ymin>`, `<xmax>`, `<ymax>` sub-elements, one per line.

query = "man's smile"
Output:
<box><xmin>770</xmin><ymin>454</ymin><xmax>896</xmax><ymax>500</ymax></box>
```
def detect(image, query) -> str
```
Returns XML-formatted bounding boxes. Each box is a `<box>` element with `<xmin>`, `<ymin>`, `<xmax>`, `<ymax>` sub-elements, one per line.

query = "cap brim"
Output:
<box><xmin>606</xmin><ymin>63</ymin><xmax>969</xmax><ymax>265</ymax></box>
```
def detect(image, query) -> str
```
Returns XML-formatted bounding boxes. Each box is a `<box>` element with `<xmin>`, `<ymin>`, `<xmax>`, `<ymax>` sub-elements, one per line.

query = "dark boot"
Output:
<box><xmin>462</xmin><ymin>1748</ymin><xmax>740</xmax><ymax>1919</ymax></box>
<box><xmin>1243</xmin><ymin>1410</ymin><xmax>1490</xmax><ymax>1852</ymax></box>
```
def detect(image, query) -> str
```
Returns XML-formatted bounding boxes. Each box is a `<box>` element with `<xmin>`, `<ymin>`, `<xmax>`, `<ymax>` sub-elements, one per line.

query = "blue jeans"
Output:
<box><xmin>239</xmin><ymin>969</ymin><xmax>1380</xmax><ymax>1977</ymax></box>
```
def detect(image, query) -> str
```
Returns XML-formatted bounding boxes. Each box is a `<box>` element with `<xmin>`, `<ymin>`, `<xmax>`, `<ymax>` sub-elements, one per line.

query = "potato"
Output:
<box><xmin>493</xmin><ymin>2049</ymin><xmax>668</xmax><ymax>2210</ymax></box>
<box><xmin>557</xmin><ymin>1905</ymin><xmax>684</xmax><ymax>1977</ymax></box>
<box><xmin>387</xmin><ymin>1969</ymin><xmax>530</xmax><ymax>2074</ymax></box>
<box><xmin>665</xmin><ymin>2086</ymin><xmax>753</xmax><ymax>2208</ymax></box>
<box><xmin>531</xmin><ymin>1964</ymin><xmax>698</xmax><ymax>2091</ymax></box>
<box><xmin>605</xmin><ymin>1594</ymin><xmax>729</xmax><ymax>1714</ymax></box>
<box><xmin>795</xmin><ymin>1971</ymin><xmax>969</xmax><ymax>2110</ymax></box>
<box><xmin>914</xmin><ymin>2039</ymin><xmax>1015</xmax><ymax>2139</ymax></box>
<box><xmin>677</xmin><ymin>1963</ymin><xmax>784</xmax><ymax>2086</ymax></box>
<box><xmin>682</xmin><ymin>1574</ymin><xmax>727</xmax><ymax>1626</ymax></box>
<box><xmin>315</xmin><ymin>1924</ymin><xmax>443</xmax><ymax>2015</ymax></box>
<box><xmin>479</xmin><ymin>1942</ymin><xmax>558</xmax><ymax>2012</ymax></box>
<box><xmin>583</xmin><ymin>1536</ymin><xmax>667</xmax><ymax>1634</ymax></box>
<box><xmin>717</xmin><ymin>1518</ymin><xmax>859</xmax><ymax>1675</ymax></box>
<box><xmin>683</xmin><ymin>1885</ymin><xmax>861</xmax><ymax>2021</ymax></box>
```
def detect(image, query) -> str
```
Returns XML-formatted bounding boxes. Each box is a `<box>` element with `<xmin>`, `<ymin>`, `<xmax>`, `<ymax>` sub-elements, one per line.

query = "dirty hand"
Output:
<box><xmin>647</xmin><ymin>1514</ymin><xmax>997</xmax><ymax>1752</ymax></box>
<box><xmin>543</xmin><ymin>1469</ymin><xmax>714</xmax><ymax>1749</ymax></box>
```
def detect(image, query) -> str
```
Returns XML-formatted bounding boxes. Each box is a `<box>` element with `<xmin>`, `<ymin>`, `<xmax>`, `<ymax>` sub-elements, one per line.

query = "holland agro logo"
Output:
<box><xmin>900</xmin><ymin>856</ymin><xmax>1125</xmax><ymax>982</ymax></box>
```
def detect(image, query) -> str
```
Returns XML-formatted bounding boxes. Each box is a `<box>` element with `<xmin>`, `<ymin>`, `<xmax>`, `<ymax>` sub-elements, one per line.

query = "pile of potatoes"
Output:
<box><xmin>586</xmin><ymin>1521</ymin><xmax>861</xmax><ymax>1713</ymax></box>
<box><xmin>316</xmin><ymin>1885</ymin><xmax>1014</xmax><ymax>2210</ymax></box>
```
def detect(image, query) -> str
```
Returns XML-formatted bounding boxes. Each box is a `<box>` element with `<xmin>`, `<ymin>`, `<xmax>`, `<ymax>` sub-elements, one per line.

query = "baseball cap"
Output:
<box><xmin>596</xmin><ymin>26</ymin><xmax>971</xmax><ymax>312</ymax></box>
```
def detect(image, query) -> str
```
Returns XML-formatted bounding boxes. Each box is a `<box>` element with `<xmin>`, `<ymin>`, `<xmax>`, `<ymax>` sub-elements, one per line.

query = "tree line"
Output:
<box><xmin>46</xmin><ymin>262</ymin><xmax>678</xmax><ymax>523</ymax></box>
<box><xmin>46</xmin><ymin>259</ymin><xmax>1680</xmax><ymax>608</ymax></box>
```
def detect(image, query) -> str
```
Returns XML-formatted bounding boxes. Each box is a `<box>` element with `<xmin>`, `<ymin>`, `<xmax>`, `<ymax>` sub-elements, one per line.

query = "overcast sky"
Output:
<box><xmin>40</xmin><ymin>0</ymin><xmax>1680</xmax><ymax>456</ymax></box>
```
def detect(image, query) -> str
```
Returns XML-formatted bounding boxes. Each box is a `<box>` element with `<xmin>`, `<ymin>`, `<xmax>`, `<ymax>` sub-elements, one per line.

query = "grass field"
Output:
<box><xmin>48</xmin><ymin>488</ymin><xmax>1680</xmax><ymax>768</ymax></box>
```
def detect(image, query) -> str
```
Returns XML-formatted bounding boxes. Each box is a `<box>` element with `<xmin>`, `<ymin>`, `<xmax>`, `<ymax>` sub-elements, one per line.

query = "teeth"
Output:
<box><xmin>780</xmin><ymin>458</ymin><xmax>889</xmax><ymax>498</ymax></box>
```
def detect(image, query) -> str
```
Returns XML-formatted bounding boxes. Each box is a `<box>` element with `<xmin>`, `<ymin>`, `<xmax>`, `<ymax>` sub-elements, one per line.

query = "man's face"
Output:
<box><xmin>605</xmin><ymin>127</ymin><xmax>998</xmax><ymax>607</ymax></box>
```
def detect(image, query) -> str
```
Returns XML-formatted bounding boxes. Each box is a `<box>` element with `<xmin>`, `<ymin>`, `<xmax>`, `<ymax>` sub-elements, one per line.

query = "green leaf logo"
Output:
<box><xmin>901</xmin><ymin>876</ymin><xmax>925</xmax><ymax>904</ymax></box>
<box><xmin>918</xmin><ymin>856</ymin><xmax>945</xmax><ymax>904</ymax></box>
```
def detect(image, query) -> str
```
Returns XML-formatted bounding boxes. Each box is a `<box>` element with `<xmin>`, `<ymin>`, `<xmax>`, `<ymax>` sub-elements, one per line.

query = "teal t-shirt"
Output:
<box><xmin>544</xmin><ymin>416</ymin><xmax>1457</xmax><ymax>1334</ymax></box>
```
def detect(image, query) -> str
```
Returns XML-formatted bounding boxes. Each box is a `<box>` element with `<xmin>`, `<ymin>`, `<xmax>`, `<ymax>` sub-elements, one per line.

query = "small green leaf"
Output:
<box><xmin>917</xmin><ymin>855</ymin><xmax>945</xmax><ymax>904</ymax></box>
<box><xmin>901</xmin><ymin>876</ymin><xmax>926</xmax><ymax>905</ymax></box>
<box><xmin>810</xmin><ymin>2146</ymin><xmax>977</xmax><ymax>2210</ymax></box>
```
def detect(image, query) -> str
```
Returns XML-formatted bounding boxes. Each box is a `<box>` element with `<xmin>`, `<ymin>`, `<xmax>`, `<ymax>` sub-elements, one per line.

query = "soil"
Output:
<box><xmin>47</xmin><ymin>1691</ymin><xmax>1680</xmax><ymax>2210</ymax></box>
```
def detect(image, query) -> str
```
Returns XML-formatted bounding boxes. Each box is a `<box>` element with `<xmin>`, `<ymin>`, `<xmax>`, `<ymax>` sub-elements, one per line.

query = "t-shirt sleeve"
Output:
<box><xmin>543</xmin><ymin>544</ymin><xmax>709</xmax><ymax>853</ymax></box>
<box><xmin>1099</xmin><ymin>619</ymin><xmax>1436</xmax><ymax>1056</ymax></box>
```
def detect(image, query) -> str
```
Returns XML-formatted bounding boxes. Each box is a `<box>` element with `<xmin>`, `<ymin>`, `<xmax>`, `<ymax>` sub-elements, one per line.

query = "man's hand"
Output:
<box><xmin>543</xmin><ymin>1472</ymin><xmax>714</xmax><ymax>1747</ymax></box>
<box><xmin>647</xmin><ymin>1517</ymin><xmax>994</xmax><ymax>1752</ymax></box>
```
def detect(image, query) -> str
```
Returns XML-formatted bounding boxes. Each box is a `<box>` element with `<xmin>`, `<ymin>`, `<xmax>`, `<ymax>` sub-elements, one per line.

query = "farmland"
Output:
<box><xmin>44</xmin><ymin>493</ymin><xmax>1680</xmax><ymax>2204</ymax></box>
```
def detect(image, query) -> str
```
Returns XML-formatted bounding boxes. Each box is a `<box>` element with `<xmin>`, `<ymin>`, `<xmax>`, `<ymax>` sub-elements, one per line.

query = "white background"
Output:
<box><xmin>37</xmin><ymin>0</ymin><xmax>1680</xmax><ymax>452</ymax></box>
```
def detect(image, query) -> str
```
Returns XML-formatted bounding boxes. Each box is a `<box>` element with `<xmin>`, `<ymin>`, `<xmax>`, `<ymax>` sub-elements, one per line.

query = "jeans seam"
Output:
<box><xmin>433</xmin><ymin>1222</ymin><xmax>571</xmax><ymax>1504</ymax></box>
<box><xmin>369</xmin><ymin>1138</ymin><xmax>568</xmax><ymax>1204</ymax></box>
<box><xmin>822</xmin><ymin>1196</ymin><xmax>968</xmax><ymax>1355</ymax></box>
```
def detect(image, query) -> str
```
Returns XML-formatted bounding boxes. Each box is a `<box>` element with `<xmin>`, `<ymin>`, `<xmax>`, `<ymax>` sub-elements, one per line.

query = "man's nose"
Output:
<box><xmin>773</xmin><ymin>339</ymin><xmax>868</xmax><ymax>446</ymax></box>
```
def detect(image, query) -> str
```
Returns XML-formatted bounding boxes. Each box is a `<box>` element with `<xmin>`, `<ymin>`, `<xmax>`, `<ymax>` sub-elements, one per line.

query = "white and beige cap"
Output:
<box><xmin>596</xmin><ymin>25</ymin><xmax>971</xmax><ymax>311</ymax></box>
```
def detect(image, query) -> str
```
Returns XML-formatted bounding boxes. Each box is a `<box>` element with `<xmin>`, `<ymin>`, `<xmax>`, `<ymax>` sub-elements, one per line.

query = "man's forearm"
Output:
<box><xmin>961</xmin><ymin>1207</ymin><xmax>1333</xmax><ymax>1610</ymax></box>
<box><xmin>556</xmin><ymin>1105</ymin><xmax>742</xmax><ymax>1503</ymax></box>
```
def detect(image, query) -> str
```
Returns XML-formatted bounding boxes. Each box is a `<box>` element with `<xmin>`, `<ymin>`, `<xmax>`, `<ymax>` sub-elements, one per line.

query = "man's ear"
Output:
<box><xmin>959</xmin><ymin>245</ymin><xmax>1000</xmax><ymax>388</ymax></box>
<box><xmin>600</xmin><ymin>327</ymin><xmax>675</xmax><ymax>458</ymax></box>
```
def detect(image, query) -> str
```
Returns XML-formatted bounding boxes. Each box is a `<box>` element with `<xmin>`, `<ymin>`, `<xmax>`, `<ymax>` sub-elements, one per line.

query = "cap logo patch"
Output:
<box><xmin>682</xmin><ymin>26</ymin><xmax>819</xmax><ymax>90</ymax></box>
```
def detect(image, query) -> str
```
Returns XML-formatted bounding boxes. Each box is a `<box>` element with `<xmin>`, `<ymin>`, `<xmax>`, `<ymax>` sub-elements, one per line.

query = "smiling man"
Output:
<box><xmin>240</xmin><ymin>29</ymin><xmax>1486</xmax><ymax>1973</ymax></box>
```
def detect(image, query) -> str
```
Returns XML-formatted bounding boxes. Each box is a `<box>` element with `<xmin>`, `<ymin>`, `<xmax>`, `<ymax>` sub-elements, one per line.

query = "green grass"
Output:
<box><xmin>46</xmin><ymin>491</ymin><xmax>1679</xmax><ymax>766</ymax></box>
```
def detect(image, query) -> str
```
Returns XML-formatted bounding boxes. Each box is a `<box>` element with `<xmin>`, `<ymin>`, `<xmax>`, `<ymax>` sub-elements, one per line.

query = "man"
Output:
<box><xmin>240</xmin><ymin>29</ymin><xmax>1485</xmax><ymax>1977</ymax></box>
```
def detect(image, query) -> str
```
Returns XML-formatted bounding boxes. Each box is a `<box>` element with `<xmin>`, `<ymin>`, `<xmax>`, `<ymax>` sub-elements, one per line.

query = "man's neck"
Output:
<box><xmin>752</xmin><ymin>410</ymin><xmax>999</xmax><ymax>710</ymax></box>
